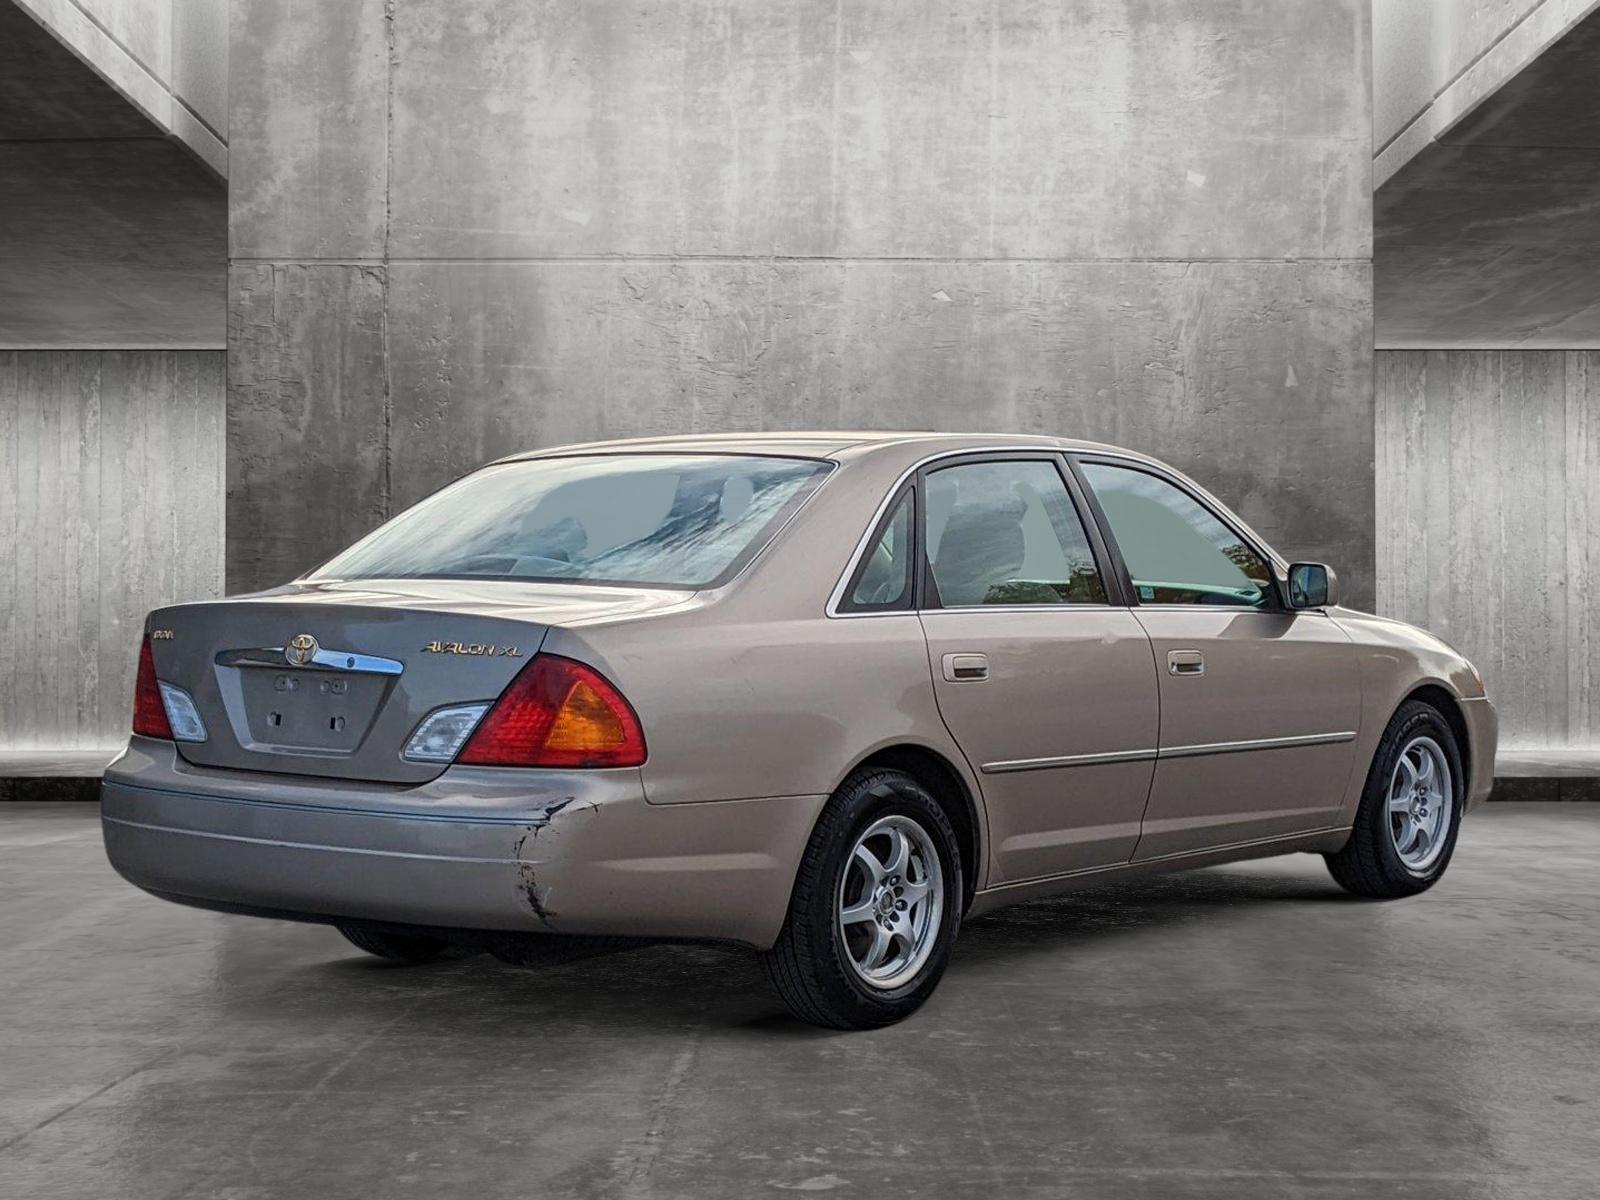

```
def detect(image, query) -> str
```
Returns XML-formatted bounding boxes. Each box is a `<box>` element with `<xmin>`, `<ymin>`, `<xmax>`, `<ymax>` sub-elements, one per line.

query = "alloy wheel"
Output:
<box><xmin>836</xmin><ymin>814</ymin><xmax>945</xmax><ymax>990</ymax></box>
<box><xmin>1387</xmin><ymin>734</ymin><xmax>1454</xmax><ymax>872</ymax></box>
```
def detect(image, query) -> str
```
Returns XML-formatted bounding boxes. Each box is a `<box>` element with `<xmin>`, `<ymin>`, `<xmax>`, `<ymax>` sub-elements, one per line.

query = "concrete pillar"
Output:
<box><xmin>0</xmin><ymin>351</ymin><xmax>224</xmax><ymax>762</ymax></box>
<box><xmin>0</xmin><ymin>5</ymin><xmax>227</xmax><ymax>765</ymax></box>
<box><xmin>1377</xmin><ymin>350</ymin><xmax>1600</xmax><ymax>754</ymax></box>
<box><xmin>228</xmin><ymin>1</ymin><xmax>1374</xmax><ymax>603</ymax></box>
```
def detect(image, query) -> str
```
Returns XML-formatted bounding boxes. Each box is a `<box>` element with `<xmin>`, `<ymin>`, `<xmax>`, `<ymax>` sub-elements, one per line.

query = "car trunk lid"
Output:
<box><xmin>145</xmin><ymin>579</ymin><xmax>690</xmax><ymax>784</ymax></box>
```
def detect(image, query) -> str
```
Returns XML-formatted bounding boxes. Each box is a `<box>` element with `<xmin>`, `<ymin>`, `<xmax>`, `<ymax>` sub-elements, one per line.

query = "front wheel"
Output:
<box><xmin>1325</xmin><ymin>700</ymin><xmax>1465</xmax><ymax>898</ymax></box>
<box><xmin>761</xmin><ymin>768</ymin><xmax>963</xmax><ymax>1030</ymax></box>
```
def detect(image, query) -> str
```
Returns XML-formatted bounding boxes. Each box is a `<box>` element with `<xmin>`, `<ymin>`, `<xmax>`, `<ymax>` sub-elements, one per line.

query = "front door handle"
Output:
<box><xmin>1168</xmin><ymin>649</ymin><xmax>1205</xmax><ymax>676</ymax></box>
<box><xmin>942</xmin><ymin>652</ymin><xmax>989</xmax><ymax>682</ymax></box>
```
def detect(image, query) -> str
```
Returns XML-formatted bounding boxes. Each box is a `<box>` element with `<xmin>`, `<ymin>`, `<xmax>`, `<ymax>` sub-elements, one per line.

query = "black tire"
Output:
<box><xmin>761</xmin><ymin>768</ymin><xmax>963</xmax><ymax>1030</ymax></box>
<box><xmin>337</xmin><ymin>925</ymin><xmax>457</xmax><ymax>963</ymax></box>
<box><xmin>1325</xmin><ymin>699</ymin><xmax>1465</xmax><ymax>899</ymax></box>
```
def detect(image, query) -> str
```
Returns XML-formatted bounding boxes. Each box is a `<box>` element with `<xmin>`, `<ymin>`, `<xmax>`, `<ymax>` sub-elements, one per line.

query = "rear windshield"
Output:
<box><xmin>309</xmin><ymin>454</ymin><xmax>832</xmax><ymax>589</ymax></box>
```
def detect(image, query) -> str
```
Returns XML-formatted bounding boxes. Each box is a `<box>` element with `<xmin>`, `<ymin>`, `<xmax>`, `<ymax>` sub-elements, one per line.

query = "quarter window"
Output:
<box><xmin>843</xmin><ymin>489</ymin><xmax>914</xmax><ymax>612</ymax></box>
<box><xmin>1080</xmin><ymin>462</ymin><xmax>1275</xmax><ymax>609</ymax></box>
<box><xmin>924</xmin><ymin>460</ymin><xmax>1106</xmax><ymax>607</ymax></box>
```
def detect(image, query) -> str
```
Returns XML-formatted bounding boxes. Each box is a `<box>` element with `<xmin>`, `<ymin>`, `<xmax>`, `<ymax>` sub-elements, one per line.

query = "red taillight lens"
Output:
<box><xmin>132</xmin><ymin>636</ymin><xmax>174</xmax><ymax>740</ymax></box>
<box><xmin>457</xmin><ymin>655</ymin><xmax>646</xmax><ymax>768</ymax></box>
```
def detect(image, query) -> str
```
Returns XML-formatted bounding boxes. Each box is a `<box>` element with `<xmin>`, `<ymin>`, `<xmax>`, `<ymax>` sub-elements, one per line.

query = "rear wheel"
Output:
<box><xmin>1326</xmin><ymin>699</ymin><xmax>1464</xmax><ymax>898</ymax></box>
<box><xmin>762</xmin><ymin>768</ymin><xmax>962</xmax><ymax>1030</ymax></box>
<box><xmin>336</xmin><ymin>925</ymin><xmax>456</xmax><ymax>963</ymax></box>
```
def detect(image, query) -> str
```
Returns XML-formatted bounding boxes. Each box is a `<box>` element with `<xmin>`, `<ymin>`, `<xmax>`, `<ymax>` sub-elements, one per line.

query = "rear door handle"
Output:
<box><xmin>1168</xmin><ymin>649</ymin><xmax>1205</xmax><ymax>676</ymax></box>
<box><xmin>942</xmin><ymin>652</ymin><xmax>989</xmax><ymax>682</ymax></box>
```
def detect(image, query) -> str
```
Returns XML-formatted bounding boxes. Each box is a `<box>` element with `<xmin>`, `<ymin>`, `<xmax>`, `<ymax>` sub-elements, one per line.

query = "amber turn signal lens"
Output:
<box><xmin>456</xmin><ymin>654</ymin><xmax>646</xmax><ymax>768</ymax></box>
<box><xmin>132</xmin><ymin>636</ymin><xmax>174</xmax><ymax>740</ymax></box>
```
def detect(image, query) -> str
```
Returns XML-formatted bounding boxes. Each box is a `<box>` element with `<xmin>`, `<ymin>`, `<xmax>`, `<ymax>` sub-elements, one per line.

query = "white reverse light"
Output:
<box><xmin>403</xmin><ymin>703</ymin><xmax>491</xmax><ymax>763</ymax></box>
<box><xmin>157</xmin><ymin>682</ymin><xmax>208</xmax><ymax>742</ymax></box>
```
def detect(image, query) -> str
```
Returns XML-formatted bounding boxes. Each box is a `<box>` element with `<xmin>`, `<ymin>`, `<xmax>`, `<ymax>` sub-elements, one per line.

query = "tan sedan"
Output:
<box><xmin>103</xmin><ymin>432</ymin><xmax>1496</xmax><ymax>1028</ymax></box>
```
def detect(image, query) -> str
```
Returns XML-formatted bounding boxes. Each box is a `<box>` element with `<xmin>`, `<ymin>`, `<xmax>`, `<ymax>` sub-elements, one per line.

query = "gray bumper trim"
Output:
<box><xmin>110</xmin><ymin>779</ymin><xmax>537</xmax><ymax>824</ymax></box>
<box><xmin>102</xmin><ymin>814</ymin><xmax>515</xmax><ymax>864</ymax></box>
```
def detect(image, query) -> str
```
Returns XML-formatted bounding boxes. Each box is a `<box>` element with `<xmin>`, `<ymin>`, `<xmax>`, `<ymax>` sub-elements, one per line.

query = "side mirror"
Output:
<box><xmin>1286</xmin><ymin>563</ymin><xmax>1338</xmax><ymax>609</ymax></box>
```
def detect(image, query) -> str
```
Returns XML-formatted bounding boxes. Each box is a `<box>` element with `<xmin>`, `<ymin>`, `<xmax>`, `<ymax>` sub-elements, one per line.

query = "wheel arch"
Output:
<box><xmin>840</xmin><ymin>743</ymin><xmax>984</xmax><ymax>912</ymax></box>
<box><xmin>1400</xmin><ymin>683</ymin><xmax>1472</xmax><ymax>790</ymax></box>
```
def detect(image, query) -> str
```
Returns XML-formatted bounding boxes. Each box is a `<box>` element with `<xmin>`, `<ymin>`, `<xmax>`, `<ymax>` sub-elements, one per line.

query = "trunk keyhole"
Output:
<box><xmin>329</xmin><ymin>716</ymin><xmax>345</xmax><ymax>732</ymax></box>
<box><xmin>267</xmin><ymin>712</ymin><xmax>281</xmax><ymax>727</ymax></box>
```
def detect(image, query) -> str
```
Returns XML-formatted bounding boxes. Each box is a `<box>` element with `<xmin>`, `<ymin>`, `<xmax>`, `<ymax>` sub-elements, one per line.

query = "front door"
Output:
<box><xmin>916</xmin><ymin>456</ymin><xmax>1160</xmax><ymax>885</ymax></box>
<box><xmin>1075</xmin><ymin>459</ymin><xmax>1363</xmax><ymax>860</ymax></box>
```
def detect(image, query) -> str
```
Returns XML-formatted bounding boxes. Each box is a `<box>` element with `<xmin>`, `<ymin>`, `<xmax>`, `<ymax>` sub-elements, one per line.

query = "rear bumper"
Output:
<box><xmin>101</xmin><ymin>738</ymin><xmax>825</xmax><ymax>948</ymax></box>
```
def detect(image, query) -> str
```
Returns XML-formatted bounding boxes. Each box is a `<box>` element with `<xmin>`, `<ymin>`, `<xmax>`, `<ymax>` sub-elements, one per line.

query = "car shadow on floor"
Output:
<box><xmin>279</xmin><ymin>862</ymin><xmax>1355</xmax><ymax>1036</ymax></box>
<box><xmin>950</xmin><ymin>862</ymin><xmax>1357</xmax><ymax>969</ymax></box>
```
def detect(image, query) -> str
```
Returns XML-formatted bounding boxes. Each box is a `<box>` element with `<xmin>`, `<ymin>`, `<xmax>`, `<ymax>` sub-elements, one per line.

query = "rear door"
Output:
<box><xmin>1072</xmin><ymin>457</ymin><xmax>1362</xmax><ymax>859</ymax></box>
<box><xmin>913</xmin><ymin>454</ymin><xmax>1160</xmax><ymax>885</ymax></box>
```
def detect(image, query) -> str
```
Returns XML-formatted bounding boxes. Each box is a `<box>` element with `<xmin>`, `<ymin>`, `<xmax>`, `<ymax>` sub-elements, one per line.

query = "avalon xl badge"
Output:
<box><xmin>284</xmin><ymin>633</ymin><xmax>319</xmax><ymax>667</ymax></box>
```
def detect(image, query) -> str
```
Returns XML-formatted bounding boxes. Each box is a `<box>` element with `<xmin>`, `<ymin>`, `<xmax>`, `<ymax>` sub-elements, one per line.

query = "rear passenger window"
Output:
<box><xmin>842</xmin><ymin>489</ymin><xmax>914</xmax><ymax>612</ymax></box>
<box><xmin>924</xmin><ymin>460</ymin><xmax>1106</xmax><ymax>606</ymax></box>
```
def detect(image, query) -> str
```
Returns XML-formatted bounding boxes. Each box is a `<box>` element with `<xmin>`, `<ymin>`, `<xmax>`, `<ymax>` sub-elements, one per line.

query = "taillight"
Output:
<box><xmin>456</xmin><ymin>655</ymin><xmax>646</xmax><ymax>768</ymax></box>
<box><xmin>132</xmin><ymin>636</ymin><xmax>173</xmax><ymax>740</ymax></box>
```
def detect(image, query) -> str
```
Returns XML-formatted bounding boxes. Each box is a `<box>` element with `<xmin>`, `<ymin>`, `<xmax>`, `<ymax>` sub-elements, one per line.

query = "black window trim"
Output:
<box><xmin>915</xmin><ymin>450</ymin><xmax>1123</xmax><ymax>613</ymax></box>
<box><xmin>1066</xmin><ymin>452</ymin><xmax>1288</xmax><ymax>612</ymax></box>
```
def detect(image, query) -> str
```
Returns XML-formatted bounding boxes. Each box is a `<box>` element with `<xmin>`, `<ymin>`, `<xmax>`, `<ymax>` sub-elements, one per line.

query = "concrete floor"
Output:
<box><xmin>3</xmin><ymin>804</ymin><xmax>1597</xmax><ymax>1200</ymax></box>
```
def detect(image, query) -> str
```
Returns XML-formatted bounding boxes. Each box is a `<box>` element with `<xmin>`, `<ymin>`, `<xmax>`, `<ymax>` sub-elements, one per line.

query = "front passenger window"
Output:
<box><xmin>1080</xmin><ymin>462</ymin><xmax>1275</xmax><ymax>608</ymax></box>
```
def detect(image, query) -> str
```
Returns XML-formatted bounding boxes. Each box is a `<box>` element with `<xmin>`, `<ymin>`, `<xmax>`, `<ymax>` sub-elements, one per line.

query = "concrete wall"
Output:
<box><xmin>1377</xmin><ymin>350</ymin><xmax>1600</xmax><ymax>751</ymax></box>
<box><xmin>0</xmin><ymin>351</ymin><xmax>224</xmax><ymax>759</ymax></box>
<box><xmin>1373</xmin><ymin>0</ymin><xmax>1600</xmax><ymax>187</ymax></box>
<box><xmin>12</xmin><ymin>0</ymin><xmax>228</xmax><ymax>175</ymax></box>
<box><xmin>229</xmin><ymin>0</ymin><xmax>1375</xmax><ymax>603</ymax></box>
